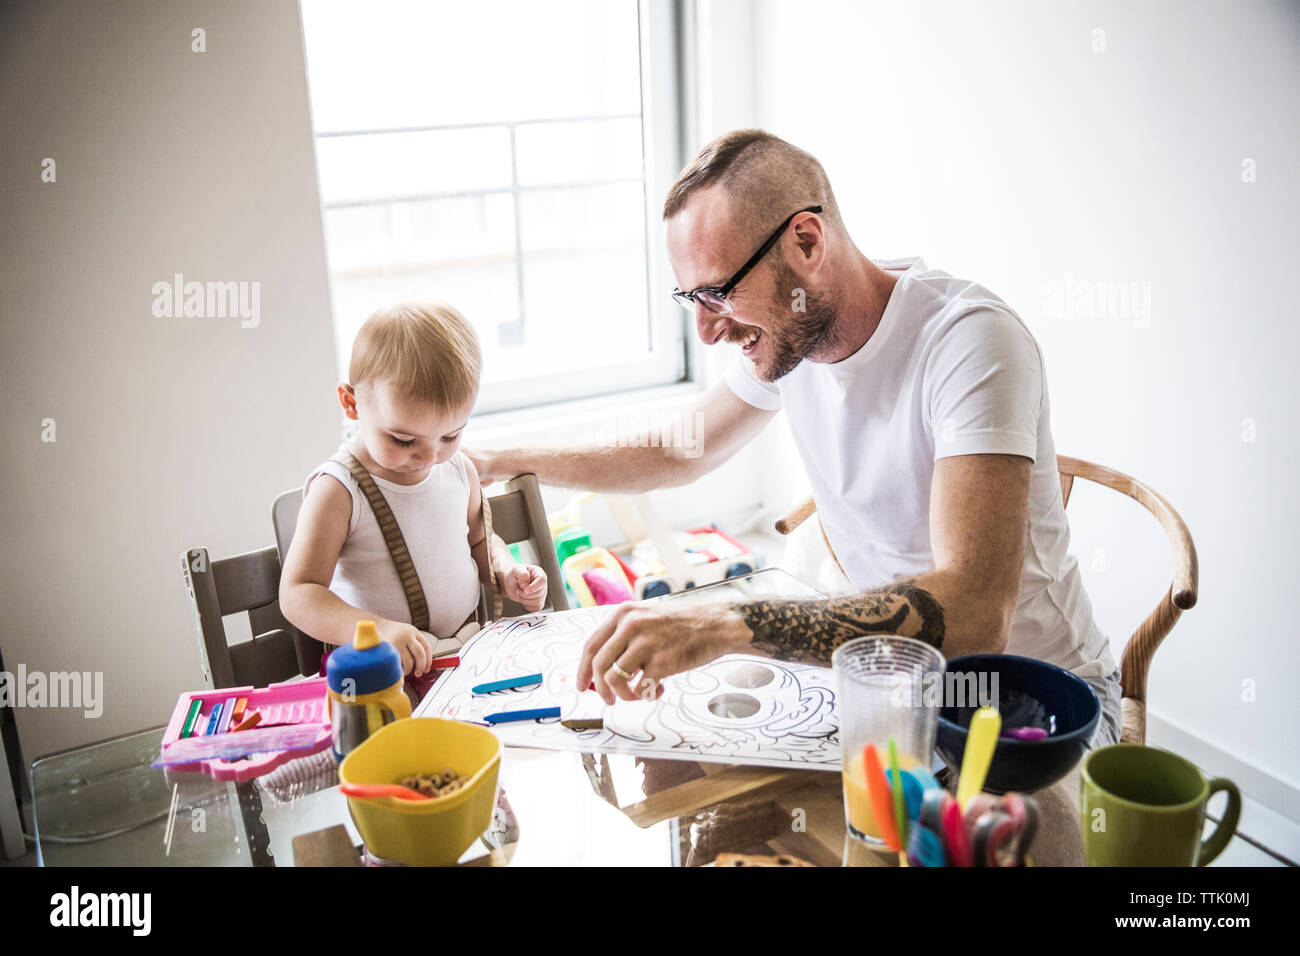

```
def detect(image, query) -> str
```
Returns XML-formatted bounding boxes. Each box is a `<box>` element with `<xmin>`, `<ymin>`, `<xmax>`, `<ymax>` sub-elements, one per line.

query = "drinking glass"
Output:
<box><xmin>833</xmin><ymin>636</ymin><xmax>945</xmax><ymax>846</ymax></box>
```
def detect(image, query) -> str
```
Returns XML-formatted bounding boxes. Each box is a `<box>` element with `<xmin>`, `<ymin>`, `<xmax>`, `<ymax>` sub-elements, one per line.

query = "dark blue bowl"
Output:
<box><xmin>935</xmin><ymin>654</ymin><xmax>1100</xmax><ymax>794</ymax></box>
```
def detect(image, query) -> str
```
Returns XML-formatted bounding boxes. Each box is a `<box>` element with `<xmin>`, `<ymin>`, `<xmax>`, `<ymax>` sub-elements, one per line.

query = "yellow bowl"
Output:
<box><xmin>338</xmin><ymin>718</ymin><xmax>501</xmax><ymax>866</ymax></box>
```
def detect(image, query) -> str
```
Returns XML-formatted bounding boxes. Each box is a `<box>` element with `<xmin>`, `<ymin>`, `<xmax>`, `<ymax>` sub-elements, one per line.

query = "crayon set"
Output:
<box><xmin>155</xmin><ymin>676</ymin><xmax>332</xmax><ymax>782</ymax></box>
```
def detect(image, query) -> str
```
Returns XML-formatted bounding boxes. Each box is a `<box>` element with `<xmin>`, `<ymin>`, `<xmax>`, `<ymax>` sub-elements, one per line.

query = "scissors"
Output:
<box><xmin>972</xmin><ymin>793</ymin><xmax>1038</xmax><ymax>867</ymax></box>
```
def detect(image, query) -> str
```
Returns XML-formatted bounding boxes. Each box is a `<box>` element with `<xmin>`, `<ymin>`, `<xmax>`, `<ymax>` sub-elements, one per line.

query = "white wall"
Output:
<box><xmin>0</xmin><ymin>0</ymin><xmax>779</xmax><ymax>772</ymax></box>
<box><xmin>0</xmin><ymin>1</ymin><xmax>340</xmax><ymax>765</ymax></box>
<box><xmin>744</xmin><ymin>0</ymin><xmax>1299</xmax><ymax>800</ymax></box>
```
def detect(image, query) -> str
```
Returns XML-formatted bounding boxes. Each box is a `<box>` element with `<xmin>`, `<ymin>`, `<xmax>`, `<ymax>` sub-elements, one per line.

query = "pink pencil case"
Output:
<box><xmin>156</xmin><ymin>677</ymin><xmax>332</xmax><ymax>782</ymax></box>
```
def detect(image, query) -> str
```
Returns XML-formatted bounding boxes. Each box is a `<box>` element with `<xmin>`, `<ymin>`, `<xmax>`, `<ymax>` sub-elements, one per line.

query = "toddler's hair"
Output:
<box><xmin>348</xmin><ymin>301</ymin><xmax>481</xmax><ymax>409</ymax></box>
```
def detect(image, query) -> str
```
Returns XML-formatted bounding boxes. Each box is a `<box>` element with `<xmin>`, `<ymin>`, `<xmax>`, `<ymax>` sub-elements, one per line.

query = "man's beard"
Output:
<box><xmin>754</xmin><ymin>260</ymin><xmax>837</xmax><ymax>382</ymax></box>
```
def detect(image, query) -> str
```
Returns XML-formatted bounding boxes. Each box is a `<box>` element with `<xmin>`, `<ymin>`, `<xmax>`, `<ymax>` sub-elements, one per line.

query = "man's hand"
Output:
<box><xmin>503</xmin><ymin>564</ymin><xmax>548</xmax><ymax>612</ymax></box>
<box><xmin>374</xmin><ymin>619</ymin><xmax>432</xmax><ymax>676</ymax></box>
<box><xmin>462</xmin><ymin>448</ymin><xmax>503</xmax><ymax>488</ymax></box>
<box><xmin>577</xmin><ymin>602</ymin><xmax>752</xmax><ymax>704</ymax></box>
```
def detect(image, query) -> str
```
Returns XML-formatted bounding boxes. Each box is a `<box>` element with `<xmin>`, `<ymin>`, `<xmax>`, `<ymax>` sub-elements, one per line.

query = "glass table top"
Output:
<box><xmin>28</xmin><ymin>569</ymin><xmax>883</xmax><ymax>866</ymax></box>
<box><xmin>30</xmin><ymin>566</ymin><xmax>1278</xmax><ymax>869</ymax></box>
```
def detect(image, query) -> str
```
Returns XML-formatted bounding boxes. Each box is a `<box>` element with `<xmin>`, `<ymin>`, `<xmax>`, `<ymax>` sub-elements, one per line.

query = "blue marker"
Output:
<box><xmin>204</xmin><ymin>701</ymin><xmax>224</xmax><ymax>735</ymax></box>
<box><xmin>484</xmin><ymin>707</ymin><xmax>561</xmax><ymax>724</ymax></box>
<box><xmin>472</xmin><ymin>673</ymin><xmax>543</xmax><ymax>695</ymax></box>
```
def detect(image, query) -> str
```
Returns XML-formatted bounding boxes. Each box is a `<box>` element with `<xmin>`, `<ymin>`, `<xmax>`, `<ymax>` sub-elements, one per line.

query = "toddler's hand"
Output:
<box><xmin>503</xmin><ymin>565</ymin><xmax>547</xmax><ymax>612</ymax></box>
<box><xmin>374</xmin><ymin>619</ymin><xmax>432</xmax><ymax>676</ymax></box>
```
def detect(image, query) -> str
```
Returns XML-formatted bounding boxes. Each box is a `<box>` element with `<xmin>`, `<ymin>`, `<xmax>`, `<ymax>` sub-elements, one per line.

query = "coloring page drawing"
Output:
<box><xmin>414</xmin><ymin>606</ymin><xmax>841</xmax><ymax>769</ymax></box>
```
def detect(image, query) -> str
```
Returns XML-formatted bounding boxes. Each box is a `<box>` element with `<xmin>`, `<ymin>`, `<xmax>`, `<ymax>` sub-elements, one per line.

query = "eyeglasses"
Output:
<box><xmin>672</xmin><ymin>205</ymin><xmax>822</xmax><ymax>315</ymax></box>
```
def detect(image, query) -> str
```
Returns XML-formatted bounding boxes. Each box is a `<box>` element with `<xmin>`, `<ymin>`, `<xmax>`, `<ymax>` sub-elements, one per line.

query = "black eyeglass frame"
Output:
<box><xmin>671</xmin><ymin>204</ymin><xmax>823</xmax><ymax>314</ymax></box>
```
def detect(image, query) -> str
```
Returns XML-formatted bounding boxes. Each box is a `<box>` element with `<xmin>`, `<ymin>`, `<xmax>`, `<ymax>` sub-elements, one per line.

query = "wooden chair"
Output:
<box><xmin>180</xmin><ymin>544</ymin><xmax>309</xmax><ymax>689</ymax></box>
<box><xmin>185</xmin><ymin>473</ymin><xmax>568</xmax><ymax>690</ymax></box>
<box><xmin>469</xmin><ymin>473</ymin><xmax>570</xmax><ymax>619</ymax></box>
<box><xmin>270</xmin><ymin>471</ymin><xmax>568</xmax><ymax>643</ymax></box>
<box><xmin>773</xmin><ymin>455</ymin><xmax>1199</xmax><ymax>745</ymax></box>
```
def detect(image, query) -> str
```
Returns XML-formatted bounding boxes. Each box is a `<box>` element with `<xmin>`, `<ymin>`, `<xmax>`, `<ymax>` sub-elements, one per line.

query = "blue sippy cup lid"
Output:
<box><xmin>327</xmin><ymin>621</ymin><xmax>403</xmax><ymax>696</ymax></box>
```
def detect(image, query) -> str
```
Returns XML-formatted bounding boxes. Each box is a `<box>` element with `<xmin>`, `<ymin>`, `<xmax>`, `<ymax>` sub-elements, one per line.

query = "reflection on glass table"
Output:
<box><xmin>31</xmin><ymin>729</ymin><xmax>268</xmax><ymax>866</ymax></box>
<box><xmin>646</xmin><ymin>565</ymin><xmax>821</xmax><ymax>606</ymax></box>
<box><xmin>33</xmin><ymin>566</ymin><xmax>892</xmax><ymax>866</ymax></box>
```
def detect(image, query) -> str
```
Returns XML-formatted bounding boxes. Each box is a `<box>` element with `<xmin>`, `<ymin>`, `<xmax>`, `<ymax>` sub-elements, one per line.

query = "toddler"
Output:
<box><xmin>279</xmin><ymin>301</ymin><xmax>547</xmax><ymax>689</ymax></box>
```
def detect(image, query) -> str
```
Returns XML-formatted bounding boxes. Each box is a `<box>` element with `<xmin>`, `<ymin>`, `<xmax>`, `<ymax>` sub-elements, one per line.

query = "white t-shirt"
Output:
<box><xmin>725</xmin><ymin>256</ymin><xmax>1118</xmax><ymax>683</ymax></box>
<box><xmin>305</xmin><ymin>449</ymin><xmax>482</xmax><ymax>639</ymax></box>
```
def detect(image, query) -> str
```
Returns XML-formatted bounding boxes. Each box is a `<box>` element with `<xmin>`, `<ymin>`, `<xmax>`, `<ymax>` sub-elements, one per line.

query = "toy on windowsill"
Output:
<box><xmin>581</xmin><ymin>567</ymin><xmax>635</xmax><ymax>605</ymax></box>
<box><xmin>617</xmin><ymin>526</ymin><xmax>757</xmax><ymax>600</ymax></box>
<box><xmin>562</xmin><ymin>547</ymin><xmax>636</xmax><ymax>607</ymax></box>
<box><xmin>546</xmin><ymin>493</ymin><xmax>760</xmax><ymax>604</ymax></box>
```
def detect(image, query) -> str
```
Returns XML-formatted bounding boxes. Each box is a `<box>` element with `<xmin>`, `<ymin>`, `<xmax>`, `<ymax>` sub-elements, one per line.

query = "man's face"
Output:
<box><xmin>666</xmin><ymin>189</ymin><xmax>834</xmax><ymax>382</ymax></box>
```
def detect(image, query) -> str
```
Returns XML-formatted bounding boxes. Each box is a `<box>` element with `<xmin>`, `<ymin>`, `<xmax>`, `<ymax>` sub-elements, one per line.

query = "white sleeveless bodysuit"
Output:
<box><xmin>304</xmin><ymin>448</ymin><xmax>482</xmax><ymax>639</ymax></box>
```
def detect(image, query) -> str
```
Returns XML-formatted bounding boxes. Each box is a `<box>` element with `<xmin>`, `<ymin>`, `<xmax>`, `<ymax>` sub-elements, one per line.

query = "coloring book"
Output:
<box><xmin>413</xmin><ymin>606</ymin><xmax>841</xmax><ymax>769</ymax></box>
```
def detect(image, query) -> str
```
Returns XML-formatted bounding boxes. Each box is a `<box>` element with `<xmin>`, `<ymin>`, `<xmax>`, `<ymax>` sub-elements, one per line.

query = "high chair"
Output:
<box><xmin>269</xmin><ymin>472</ymin><xmax>567</xmax><ymax>664</ymax></box>
<box><xmin>183</xmin><ymin>474</ymin><xmax>566</xmax><ymax>690</ymax></box>
<box><xmin>180</xmin><ymin>544</ymin><xmax>311</xmax><ymax>689</ymax></box>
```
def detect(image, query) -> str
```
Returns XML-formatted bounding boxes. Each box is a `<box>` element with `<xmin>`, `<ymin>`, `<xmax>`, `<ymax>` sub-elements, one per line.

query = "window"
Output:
<box><xmin>300</xmin><ymin>0</ymin><xmax>685</xmax><ymax>414</ymax></box>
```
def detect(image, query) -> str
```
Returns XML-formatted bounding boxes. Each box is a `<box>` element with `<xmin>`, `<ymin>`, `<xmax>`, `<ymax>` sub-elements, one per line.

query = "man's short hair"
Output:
<box><xmin>662</xmin><ymin>129</ymin><xmax>843</xmax><ymax>235</ymax></box>
<box><xmin>348</xmin><ymin>301</ymin><xmax>481</xmax><ymax>409</ymax></box>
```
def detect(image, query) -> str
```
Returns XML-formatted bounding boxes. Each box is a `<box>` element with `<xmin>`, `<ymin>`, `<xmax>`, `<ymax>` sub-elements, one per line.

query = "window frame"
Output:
<box><xmin>304</xmin><ymin>0</ymin><xmax>690</xmax><ymax>415</ymax></box>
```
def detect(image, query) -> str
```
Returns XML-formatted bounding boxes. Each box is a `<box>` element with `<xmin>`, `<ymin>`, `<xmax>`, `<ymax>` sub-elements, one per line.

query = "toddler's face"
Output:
<box><xmin>347</xmin><ymin>381</ymin><xmax>474</xmax><ymax>481</ymax></box>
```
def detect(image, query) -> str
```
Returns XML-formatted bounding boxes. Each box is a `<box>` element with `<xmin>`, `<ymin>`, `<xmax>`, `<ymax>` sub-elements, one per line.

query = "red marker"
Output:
<box><xmin>429</xmin><ymin>656</ymin><xmax>460</xmax><ymax>670</ymax></box>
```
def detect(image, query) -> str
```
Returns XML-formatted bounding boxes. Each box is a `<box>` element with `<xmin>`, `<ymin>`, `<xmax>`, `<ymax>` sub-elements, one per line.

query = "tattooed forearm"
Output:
<box><xmin>738</xmin><ymin>578</ymin><xmax>945</xmax><ymax>665</ymax></box>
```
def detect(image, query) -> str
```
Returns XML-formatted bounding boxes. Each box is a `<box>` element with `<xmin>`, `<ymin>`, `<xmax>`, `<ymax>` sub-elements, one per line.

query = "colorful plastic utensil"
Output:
<box><xmin>885</xmin><ymin>768</ymin><xmax>923</xmax><ymax>820</ymax></box>
<box><xmin>907</xmin><ymin>820</ymin><xmax>947</xmax><ymax>867</ymax></box>
<box><xmin>962</xmin><ymin>792</ymin><xmax>998</xmax><ymax>829</ymax></box>
<box><xmin>919</xmin><ymin>787</ymin><xmax>948</xmax><ymax>832</ymax></box>
<box><xmin>339</xmin><ymin>782</ymin><xmax>433</xmax><ymax>801</ymax></box>
<box><xmin>941</xmin><ymin>794</ymin><xmax>973</xmax><ymax>867</ymax></box>
<box><xmin>956</xmin><ymin>706</ymin><xmax>1001</xmax><ymax>810</ymax></box>
<box><xmin>887</xmin><ymin>738</ymin><xmax>908</xmax><ymax>845</ymax></box>
<box><xmin>998</xmin><ymin>792</ymin><xmax>1038</xmax><ymax>866</ymax></box>
<box><xmin>1013</xmin><ymin>799</ymin><xmax>1038</xmax><ymax>867</ymax></box>
<box><xmin>1000</xmin><ymin>726</ymin><xmax>1048</xmax><ymax>741</ymax></box>
<box><xmin>972</xmin><ymin>808</ymin><xmax>1019</xmax><ymax>867</ymax></box>
<box><xmin>862</xmin><ymin>744</ymin><xmax>901</xmax><ymax>852</ymax></box>
<box><xmin>907</xmin><ymin>766</ymin><xmax>943</xmax><ymax>792</ymax></box>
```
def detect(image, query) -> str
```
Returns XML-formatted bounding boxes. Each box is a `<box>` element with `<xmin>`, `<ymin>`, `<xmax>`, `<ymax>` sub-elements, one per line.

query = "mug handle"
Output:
<box><xmin>1196</xmin><ymin>778</ymin><xmax>1241</xmax><ymax>866</ymax></box>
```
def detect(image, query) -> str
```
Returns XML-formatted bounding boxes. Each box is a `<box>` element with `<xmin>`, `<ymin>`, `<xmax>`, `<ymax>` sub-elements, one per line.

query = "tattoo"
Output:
<box><xmin>739</xmin><ymin>578</ymin><xmax>945</xmax><ymax>665</ymax></box>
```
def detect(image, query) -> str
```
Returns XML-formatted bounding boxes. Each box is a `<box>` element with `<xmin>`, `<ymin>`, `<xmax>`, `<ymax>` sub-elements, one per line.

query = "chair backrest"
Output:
<box><xmin>1056</xmin><ymin>455</ymin><xmax>1198</xmax><ymax>743</ymax></box>
<box><xmin>482</xmin><ymin>473</ymin><xmax>569</xmax><ymax>618</ymax></box>
<box><xmin>180</xmin><ymin>545</ymin><xmax>306</xmax><ymax>689</ymax></box>
<box><xmin>773</xmin><ymin>455</ymin><xmax>1200</xmax><ymax>744</ymax></box>
<box><xmin>271</xmin><ymin>490</ymin><xmax>327</xmax><ymax>675</ymax></box>
<box><xmin>272</xmin><ymin>472</ymin><xmax>568</xmax><ymax>629</ymax></box>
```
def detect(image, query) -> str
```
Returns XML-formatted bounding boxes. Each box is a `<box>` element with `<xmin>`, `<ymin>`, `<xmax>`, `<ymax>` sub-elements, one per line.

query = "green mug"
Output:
<box><xmin>1081</xmin><ymin>744</ymin><xmax>1241</xmax><ymax>866</ymax></box>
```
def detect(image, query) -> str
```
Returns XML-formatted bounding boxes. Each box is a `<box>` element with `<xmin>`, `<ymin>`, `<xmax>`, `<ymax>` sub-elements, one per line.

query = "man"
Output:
<box><xmin>470</xmin><ymin>129</ymin><xmax>1121</xmax><ymax>749</ymax></box>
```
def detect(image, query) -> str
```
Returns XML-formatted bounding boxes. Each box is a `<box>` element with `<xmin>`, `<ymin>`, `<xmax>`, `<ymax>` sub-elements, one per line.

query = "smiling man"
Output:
<box><xmin>470</xmin><ymin>129</ymin><xmax>1122</xmax><ymax>749</ymax></box>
